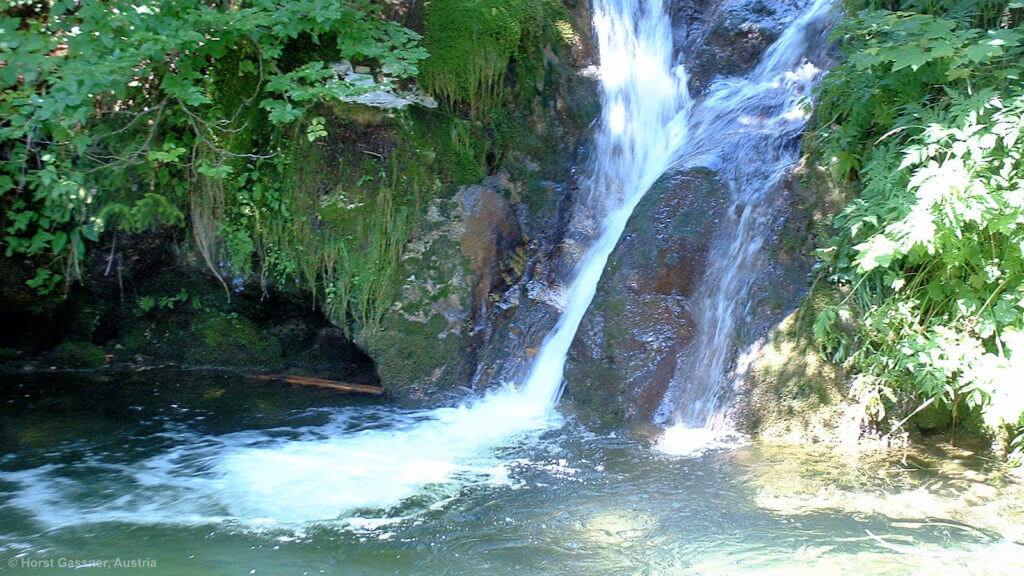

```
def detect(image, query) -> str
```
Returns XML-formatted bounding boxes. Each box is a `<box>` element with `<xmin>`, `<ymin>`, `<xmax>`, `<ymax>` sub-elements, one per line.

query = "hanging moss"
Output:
<box><xmin>418</xmin><ymin>0</ymin><xmax>570</xmax><ymax>117</ymax></box>
<box><xmin>405</xmin><ymin>108</ymin><xmax>491</xmax><ymax>185</ymax></box>
<box><xmin>420</xmin><ymin>0</ymin><xmax>521</xmax><ymax>115</ymax></box>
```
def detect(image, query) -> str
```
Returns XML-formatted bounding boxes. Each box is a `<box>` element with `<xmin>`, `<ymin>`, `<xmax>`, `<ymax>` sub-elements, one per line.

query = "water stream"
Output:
<box><xmin>2</xmin><ymin>372</ymin><xmax>1022</xmax><ymax>575</ymax></box>
<box><xmin>656</xmin><ymin>0</ymin><xmax>835</xmax><ymax>452</ymax></box>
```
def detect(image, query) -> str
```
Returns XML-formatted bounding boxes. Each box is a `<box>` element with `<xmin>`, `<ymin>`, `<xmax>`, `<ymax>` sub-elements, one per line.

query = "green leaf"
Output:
<box><xmin>963</xmin><ymin>41</ymin><xmax>1003</xmax><ymax>64</ymax></box>
<box><xmin>855</xmin><ymin>236</ymin><xmax>900</xmax><ymax>273</ymax></box>
<box><xmin>196</xmin><ymin>162</ymin><xmax>234</xmax><ymax>179</ymax></box>
<box><xmin>261</xmin><ymin>99</ymin><xmax>302</xmax><ymax>124</ymax></box>
<box><xmin>79</xmin><ymin>225</ymin><xmax>99</xmax><ymax>242</ymax></box>
<box><xmin>148</xmin><ymin>142</ymin><xmax>188</xmax><ymax>163</ymax></box>
<box><xmin>880</xmin><ymin>44</ymin><xmax>930</xmax><ymax>71</ymax></box>
<box><xmin>813</xmin><ymin>308</ymin><xmax>838</xmax><ymax>343</ymax></box>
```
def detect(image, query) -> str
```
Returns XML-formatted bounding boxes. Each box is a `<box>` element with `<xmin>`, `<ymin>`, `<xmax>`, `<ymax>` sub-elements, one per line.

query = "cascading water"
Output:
<box><xmin>657</xmin><ymin>0</ymin><xmax>835</xmax><ymax>454</ymax></box>
<box><xmin>520</xmin><ymin>0</ymin><xmax>691</xmax><ymax>410</ymax></box>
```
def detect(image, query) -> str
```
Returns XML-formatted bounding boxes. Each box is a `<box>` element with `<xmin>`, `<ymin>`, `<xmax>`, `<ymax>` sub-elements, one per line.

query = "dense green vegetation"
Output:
<box><xmin>1</xmin><ymin>0</ymin><xmax>578</xmax><ymax>348</ymax></box>
<box><xmin>1</xmin><ymin>0</ymin><xmax>424</xmax><ymax>306</ymax></box>
<box><xmin>812</xmin><ymin>0</ymin><xmax>1024</xmax><ymax>447</ymax></box>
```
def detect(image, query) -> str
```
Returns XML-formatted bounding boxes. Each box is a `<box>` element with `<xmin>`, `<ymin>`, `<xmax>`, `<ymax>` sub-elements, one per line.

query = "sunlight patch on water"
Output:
<box><xmin>654</xmin><ymin>425</ymin><xmax>748</xmax><ymax>457</ymax></box>
<box><xmin>680</xmin><ymin>539</ymin><xmax>1024</xmax><ymax>576</ymax></box>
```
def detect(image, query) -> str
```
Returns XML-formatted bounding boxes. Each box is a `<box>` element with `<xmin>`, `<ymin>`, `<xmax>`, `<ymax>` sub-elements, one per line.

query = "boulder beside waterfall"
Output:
<box><xmin>563</xmin><ymin>160</ymin><xmax>822</xmax><ymax>425</ymax></box>
<box><xmin>564</xmin><ymin>169</ymin><xmax>727</xmax><ymax>423</ymax></box>
<box><xmin>362</xmin><ymin>183</ymin><xmax>525</xmax><ymax>398</ymax></box>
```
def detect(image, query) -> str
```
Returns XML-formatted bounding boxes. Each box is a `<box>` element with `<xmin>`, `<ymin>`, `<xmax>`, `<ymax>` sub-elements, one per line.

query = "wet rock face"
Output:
<box><xmin>564</xmin><ymin>168</ymin><xmax>727</xmax><ymax>423</ymax></box>
<box><xmin>675</xmin><ymin>0</ymin><xmax>812</xmax><ymax>96</ymax></box>
<box><xmin>460</xmin><ymin>185</ymin><xmax>523</xmax><ymax>312</ymax></box>
<box><xmin>363</xmin><ymin>1</ymin><xmax>598</xmax><ymax>399</ymax></box>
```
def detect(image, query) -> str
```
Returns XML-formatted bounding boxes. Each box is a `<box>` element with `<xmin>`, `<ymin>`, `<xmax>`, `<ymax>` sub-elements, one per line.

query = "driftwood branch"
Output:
<box><xmin>252</xmin><ymin>373</ymin><xmax>385</xmax><ymax>395</ymax></box>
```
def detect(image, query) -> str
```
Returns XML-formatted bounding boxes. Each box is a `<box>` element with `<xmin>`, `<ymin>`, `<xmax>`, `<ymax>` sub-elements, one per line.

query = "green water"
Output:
<box><xmin>1</xmin><ymin>371</ymin><xmax>1022</xmax><ymax>575</ymax></box>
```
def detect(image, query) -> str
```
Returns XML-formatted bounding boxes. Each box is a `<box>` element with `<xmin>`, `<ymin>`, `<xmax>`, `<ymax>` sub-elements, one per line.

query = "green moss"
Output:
<box><xmin>191</xmin><ymin>313</ymin><xmax>283</xmax><ymax>367</ymax></box>
<box><xmin>52</xmin><ymin>341</ymin><xmax>108</xmax><ymax>369</ymax></box>
<box><xmin>229</xmin><ymin>108</ymin><xmax>437</xmax><ymax>337</ymax></box>
<box><xmin>210</xmin><ymin>46</ymin><xmax>263</xmax><ymax>160</ymax></box>
<box><xmin>419</xmin><ymin>0</ymin><xmax>569</xmax><ymax>117</ymax></box>
<box><xmin>601</xmin><ymin>294</ymin><xmax>630</xmax><ymax>347</ymax></box>
<box><xmin>367</xmin><ymin>313</ymin><xmax>465</xmax><ymax>394</ymax></box>
<box><xmin>735</xmin><ymin>280</ymin><xmax>852</xmax><ymax>438</ymax></box>
<box><xmin>119</xmin><ymin>316</ymin><xmax>194</xmax><ymax>361</ymax></box>
<box><xmin>420</xmin><ymin>0</ymin><xmax>523</xmax><ymax>115</ymax></box>
<box><xmin>327</xmin><ymin>101</ymin><xmax>388</xmax><ymax>126</ymax></box>
<box><xmin>406</xmin><ymin>108</ymin><xmax>489</xmax><ymax>186</ymax></box>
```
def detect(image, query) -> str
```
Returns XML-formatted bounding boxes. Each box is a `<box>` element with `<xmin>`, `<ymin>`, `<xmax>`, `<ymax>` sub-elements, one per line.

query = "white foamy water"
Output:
<box><xmin>2</xmin><ymin>398</ymin><xmax>554</xmax><ymax>527</ymax></box>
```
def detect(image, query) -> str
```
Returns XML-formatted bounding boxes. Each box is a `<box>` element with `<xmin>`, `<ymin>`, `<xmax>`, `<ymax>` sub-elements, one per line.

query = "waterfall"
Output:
<box><xmin>657</xmin><ymin>0</ymin><xmax>834</xmax><ymax>454</ymax></box>
<box><xmin>2</xmin><ymin>2</ymin><xmax>694</xmax><ymax>528</ymax></box>
<box><xmin>520</xmin><ymin>0</ymin><xmax>692</xmax><ymax>410</ymax></box>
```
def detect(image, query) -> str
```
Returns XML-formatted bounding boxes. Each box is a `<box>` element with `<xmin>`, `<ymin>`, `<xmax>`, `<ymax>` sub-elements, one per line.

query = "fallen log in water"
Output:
<box><xmin>252</xmin><ymin>374</ymin><xmax>385</xmax><ymax>395</ymax></box>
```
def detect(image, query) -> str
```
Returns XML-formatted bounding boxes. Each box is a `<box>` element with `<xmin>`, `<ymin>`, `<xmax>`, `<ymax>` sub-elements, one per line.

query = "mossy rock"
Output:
<box><xmin>366</xmin><ymin>313</ymin><xmax>468</xmax><ymax>397</ymax></box>
<box><xmin>420</xmin><ymin>0</ymin><xmax>525</xmax><ymax>113</ymax></box>
<box><xmin>189</xmin><ymin>314</ymin><xmax>283</xmax><ymax>368</ymax></box>
<box><xmin>360</xmin><ymin>194</ymin><xmax>475</xmax><ymax>395</ymax></box>
<box><xmin>119</xmin><ymin>315</ymin><xmax>194</xmax><ymax>362</ymax></box>
<box><xmin>733</xmin><ymin>302</ymin><xmax>862</xmax><ymax>445</ymax></box>
<box><xmin>51</xmin><ymin>341</ymin><xmax>108</xmax><ymax>369</ymax></box>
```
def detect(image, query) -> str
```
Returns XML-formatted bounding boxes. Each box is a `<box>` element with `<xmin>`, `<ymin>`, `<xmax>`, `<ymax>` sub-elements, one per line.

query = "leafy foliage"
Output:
<box><xmin>812</xmin><ymin>0</ymin><xmax>1024</xmax><ymax>434</ymax></box>
<box><xmin>1</xmin><ymin>0</ymin><xmax>424</xmax><ymax>294</ymax></box>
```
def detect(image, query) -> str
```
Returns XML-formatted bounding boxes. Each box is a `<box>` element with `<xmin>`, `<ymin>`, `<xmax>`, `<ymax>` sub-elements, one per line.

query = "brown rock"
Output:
<box><xmin>565</xmin><ymin>167</ymin><xmax>728</xmax><ymax>423</ymax></box>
